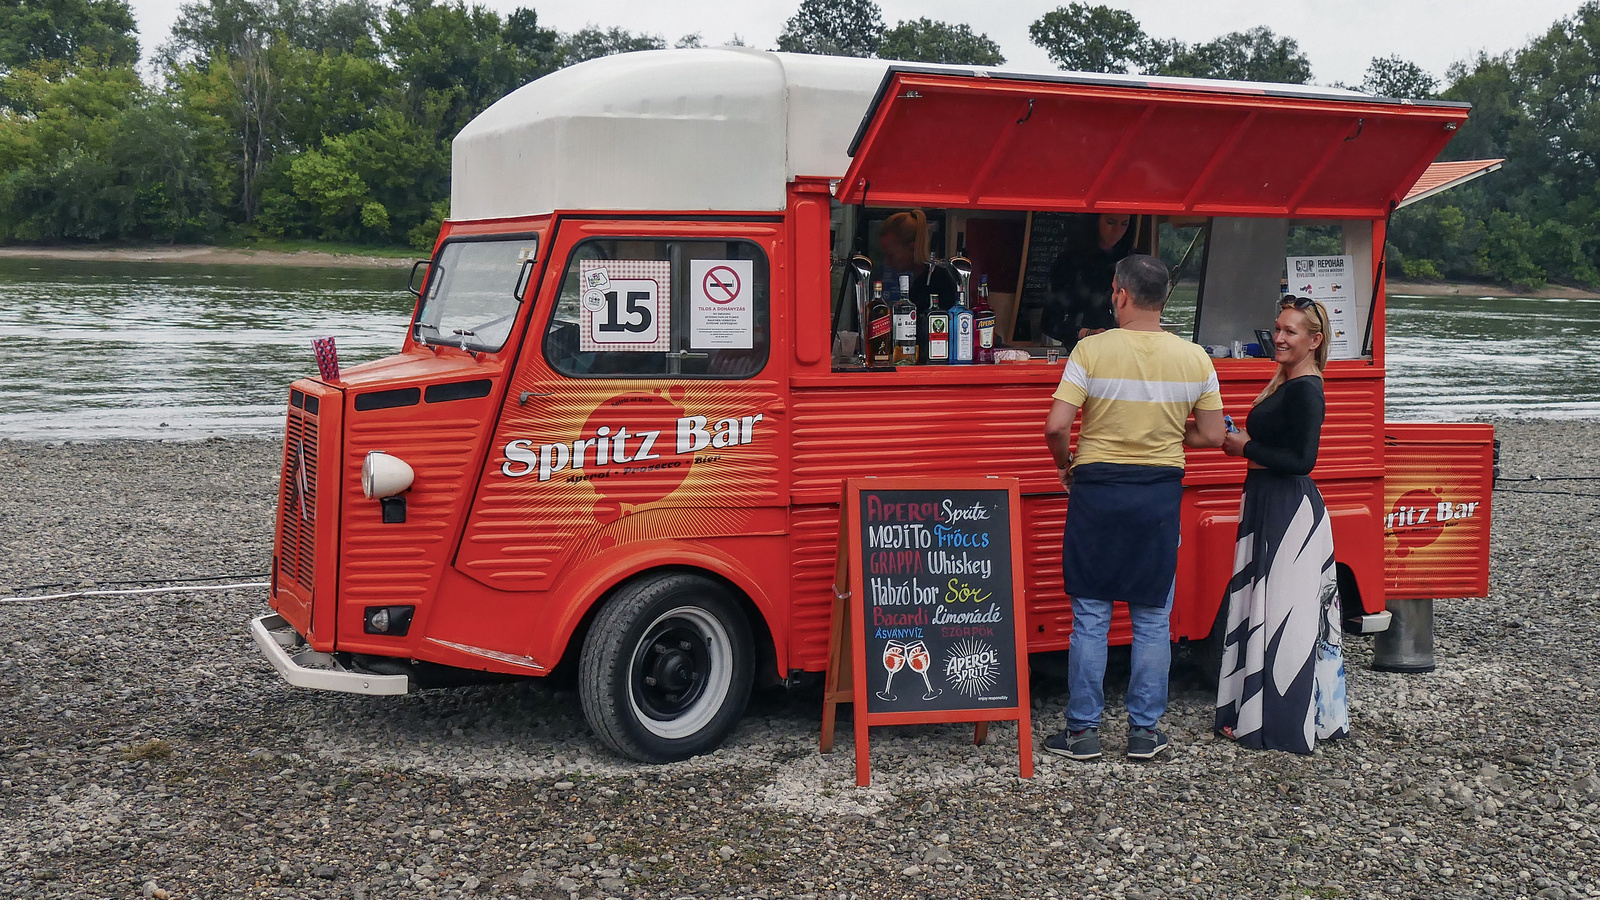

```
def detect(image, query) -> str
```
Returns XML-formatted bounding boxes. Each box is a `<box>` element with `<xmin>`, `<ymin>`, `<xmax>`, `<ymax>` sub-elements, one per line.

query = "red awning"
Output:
<box><xmin>835</xmin><ymin>69</ymin><xmax>1469</xmax><ymax>218</ymax></box>
<box><xmin>1399</xmin><ymin>158</ymin><xmax>1503</xmax><ymax>207</ymax></box>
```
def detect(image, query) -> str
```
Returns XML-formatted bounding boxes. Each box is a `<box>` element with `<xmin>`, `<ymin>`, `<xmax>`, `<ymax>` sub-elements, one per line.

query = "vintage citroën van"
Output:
<box><xmin>251</xmin><ymin>49</ymin><xmax>1495</xmax><ymax>761</ymax></box>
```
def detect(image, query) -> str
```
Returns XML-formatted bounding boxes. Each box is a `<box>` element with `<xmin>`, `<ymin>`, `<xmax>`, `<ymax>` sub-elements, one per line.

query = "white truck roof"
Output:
<box><xmin>450</xmin><ymin>48</ymin><xmax>1374</xmax><ymax>221</ymax></box>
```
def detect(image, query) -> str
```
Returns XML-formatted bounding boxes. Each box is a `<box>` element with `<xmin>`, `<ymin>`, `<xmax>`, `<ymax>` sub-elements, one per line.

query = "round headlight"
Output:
<box><xmin>362</xmin><ymin>451</ymin><xmax>415</xmax><ymax>499</ymax></box>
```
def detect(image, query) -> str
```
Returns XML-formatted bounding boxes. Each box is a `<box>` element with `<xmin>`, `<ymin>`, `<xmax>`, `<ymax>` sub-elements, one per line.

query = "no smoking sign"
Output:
<box><xmin>702</xmin><ymin>265</ymin><xmax>741</xmax><ymax>305</ymax></box>
<box><xmin>689</xmin><ymin>259</ymin><xmax>754</xmax><ymax>349</ymax></box>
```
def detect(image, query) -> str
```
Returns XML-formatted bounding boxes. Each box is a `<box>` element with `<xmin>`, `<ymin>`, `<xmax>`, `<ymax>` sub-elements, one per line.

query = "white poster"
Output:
<box><xmin>579</xmin><ymin>260</ymin><xmax>671</xmax><ymax>353</ymax></box>
<box><xmin>688</xmin><ymin>259</ymin><xmax>755</xmax><ymax>349</ymax></box>
<box><xmin>1287</xmin><ymin>255</ymin><xmax>1359</xmax><ymax>360</ymax></box>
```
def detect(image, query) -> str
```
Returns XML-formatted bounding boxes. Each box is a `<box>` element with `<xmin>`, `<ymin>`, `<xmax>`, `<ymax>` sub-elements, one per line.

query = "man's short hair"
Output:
<box><xmin>1114</xmin><ymin>254</ymin><xmax>1170</xmax><ymax>310</ymax></box>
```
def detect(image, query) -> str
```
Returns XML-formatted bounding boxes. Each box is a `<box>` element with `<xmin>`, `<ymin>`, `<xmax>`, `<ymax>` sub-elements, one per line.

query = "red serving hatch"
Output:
<box><xmin>836</xmin><ymin>68</ymin><xmax>1469</xmax><ymax>218</ymax></box>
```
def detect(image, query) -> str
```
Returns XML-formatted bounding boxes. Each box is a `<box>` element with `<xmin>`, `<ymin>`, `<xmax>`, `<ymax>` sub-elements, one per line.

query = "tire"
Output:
<box><xmin>578</xmin><ymin>573</ymin><xmax>754</xmax><ymax>762</ymax></box>
<box><xmin>1190</xmin><ymin>598</ymin><xmax>1230</xmax><ymax>691</ymax></box>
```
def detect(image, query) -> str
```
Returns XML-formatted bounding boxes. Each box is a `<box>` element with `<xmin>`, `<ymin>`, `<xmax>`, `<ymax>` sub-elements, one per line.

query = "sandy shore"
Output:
<box><xmin>0</xmin><ymin>244</ymin><xmax>414</xmax><ymax>269</ymax></box>
<box><xmin>1386</xmin><ymin>279</ymin><xmax>1600</xmax><ymax>300</ymax></box>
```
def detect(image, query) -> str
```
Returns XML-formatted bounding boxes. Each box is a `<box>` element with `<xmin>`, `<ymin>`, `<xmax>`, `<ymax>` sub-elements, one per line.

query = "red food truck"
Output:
<box><xmin>250</xmin><ymin>49</ymin><xmax>1495</xmax><ymax>762</ymax></box>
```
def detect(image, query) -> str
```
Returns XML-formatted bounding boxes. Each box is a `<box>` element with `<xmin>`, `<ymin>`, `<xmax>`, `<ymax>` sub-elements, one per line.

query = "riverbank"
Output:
<box><xmin>1386</xmin><ymin>279</ymin><xmax>1600</xmax><ymax>300</ymax></box>
<box><xmin>0</xmin><ymin>243</ymin><xmax>415</xmax><ymax>269</ymax></box>
<box><xmin>0</xmin><ymin>421</ymin><xmax>1597</xmax><ymax>899</ymax></box>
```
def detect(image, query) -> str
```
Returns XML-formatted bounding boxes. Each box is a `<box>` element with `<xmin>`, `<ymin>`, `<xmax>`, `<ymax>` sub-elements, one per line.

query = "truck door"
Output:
<box><xmin>437</xmin><ymin>219</ymin><xmax>790</xmax><ymax>660</ymax></box>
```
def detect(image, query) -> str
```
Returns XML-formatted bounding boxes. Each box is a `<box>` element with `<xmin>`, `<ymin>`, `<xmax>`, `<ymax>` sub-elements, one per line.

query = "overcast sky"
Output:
<box><xmin>125</xmin><ymin>0</ymin><xmax>1587</xmax><ymax>87</ymax></box>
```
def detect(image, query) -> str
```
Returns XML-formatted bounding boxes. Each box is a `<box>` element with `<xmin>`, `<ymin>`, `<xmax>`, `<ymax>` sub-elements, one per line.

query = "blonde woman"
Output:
<box><xmin>1214</xmin><ymin>296</ymin><xmax>1349</xmax><ymax>754</ymax></box>
<box><xmin>878</xmin><ymin>209</ymin><xmax>957</xmax><ymax>314</ymax></box>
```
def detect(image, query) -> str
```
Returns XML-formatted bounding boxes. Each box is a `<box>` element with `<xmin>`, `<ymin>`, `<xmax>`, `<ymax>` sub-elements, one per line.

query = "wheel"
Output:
<box><xmin>1189</xmin><ymin>597</ymin><xmax>1230</xmax><ymax>690</ymax></box>
<box><xmin>578</xmin><ymin>573</ymin><xmax>754</xmax><ymax>762</ymax></box>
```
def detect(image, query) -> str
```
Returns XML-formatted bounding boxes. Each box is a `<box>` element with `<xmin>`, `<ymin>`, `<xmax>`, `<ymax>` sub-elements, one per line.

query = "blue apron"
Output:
<box><xmin>1062</xmin><ymin>463</ymin><xmax>1184</xmax><ymax>607</ymax></box>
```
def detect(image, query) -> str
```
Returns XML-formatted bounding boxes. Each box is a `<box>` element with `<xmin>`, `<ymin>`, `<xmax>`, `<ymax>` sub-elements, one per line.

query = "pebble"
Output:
<box><xmin>0</xmin><ymin>424</ymin><xmax>1597</xmax><ymax>899</ymax></box>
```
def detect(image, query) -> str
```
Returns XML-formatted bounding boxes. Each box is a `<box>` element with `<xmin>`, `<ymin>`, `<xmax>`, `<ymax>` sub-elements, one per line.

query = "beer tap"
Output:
<box><xmin>849</xmin><ymin>253</ymin><xmax>874</xmax><ymax>364</ymax></box>
<box><xmin>950</xmin><ymin>255</ymin><xmax>973</xmax><ymax>307</ymax></box>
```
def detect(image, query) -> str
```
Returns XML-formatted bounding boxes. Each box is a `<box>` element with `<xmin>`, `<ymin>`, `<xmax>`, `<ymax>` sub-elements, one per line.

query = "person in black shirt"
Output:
<box><xmin>1043</xmin><ymin>214</ymin><xmax>1135</xmax><ymax>349</ymax></box>
<box><xmin>1213</xmin><ymin>296</ymin><xmax>1350</xmax><ymax>754</ymax></box>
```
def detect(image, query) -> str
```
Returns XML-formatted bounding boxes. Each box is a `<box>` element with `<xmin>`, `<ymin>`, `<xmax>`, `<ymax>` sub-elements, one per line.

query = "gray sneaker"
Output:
<box><xmin>1044</xmin><ymin>728</ymin><xmax>1102</xmax><ymax>761</ymax></box>
<box><xmin>1127</xmin><ymin>726</ymin><xmax>1170</xmax><ymax>760</ymax></box>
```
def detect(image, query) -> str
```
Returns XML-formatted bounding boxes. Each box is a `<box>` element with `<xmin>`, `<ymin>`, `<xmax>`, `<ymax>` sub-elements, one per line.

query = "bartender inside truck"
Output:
<box><xmin>1043</xmin><ymin>213</ymin><xmax>1136</xmax><ymax>351</ymax></box>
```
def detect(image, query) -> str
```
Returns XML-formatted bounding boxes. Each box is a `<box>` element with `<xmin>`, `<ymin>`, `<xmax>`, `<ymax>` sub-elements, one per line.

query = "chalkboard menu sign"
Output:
<box><xmin>820</xmin><ymin>476</ymin><xmax>1033</xmax><ymax>786</ymax></box>
<box><xmin>1016</xmin><ymin>211</ymin><xmax>1078</xmax><ymax>322</ymax></box>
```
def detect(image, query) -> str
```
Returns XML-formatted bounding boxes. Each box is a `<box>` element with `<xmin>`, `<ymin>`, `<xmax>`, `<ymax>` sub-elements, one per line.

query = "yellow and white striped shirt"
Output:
<box><xmin>1052</xmin><ymin>329</ymin><xmax>1222</xmax><ymax>469</ymax></box>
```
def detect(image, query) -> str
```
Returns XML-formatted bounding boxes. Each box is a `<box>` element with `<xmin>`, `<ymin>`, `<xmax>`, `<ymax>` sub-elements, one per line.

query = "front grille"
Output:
<box><xmin>279</xmin><ymin>405</ymin><xmax>321</xmax><ymax>588</ymax></box>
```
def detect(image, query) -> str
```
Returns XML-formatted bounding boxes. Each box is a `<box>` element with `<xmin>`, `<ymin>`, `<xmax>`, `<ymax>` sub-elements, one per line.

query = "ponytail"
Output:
<box><xmin>883</xmin><ymin>209</ymin><xmax>930</xmax><ymax>265</ymax></box>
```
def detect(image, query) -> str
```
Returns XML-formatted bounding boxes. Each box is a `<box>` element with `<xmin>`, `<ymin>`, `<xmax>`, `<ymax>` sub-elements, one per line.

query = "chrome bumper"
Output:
<box><xmin>249</xmin><ymin>613</ymin><xmax>410</xmax><ymax>695</ymax></box>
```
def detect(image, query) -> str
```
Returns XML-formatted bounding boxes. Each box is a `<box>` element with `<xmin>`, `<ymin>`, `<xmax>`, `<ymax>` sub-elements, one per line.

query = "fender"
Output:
<box><xmin>535</xmin><ymin>535</ymin><xmax>788</xmax><ymax>673</ymax></box>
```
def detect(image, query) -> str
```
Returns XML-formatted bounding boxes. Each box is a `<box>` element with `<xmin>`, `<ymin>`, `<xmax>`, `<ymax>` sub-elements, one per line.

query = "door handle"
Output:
<box><xmin>518</xmin><ymin>391</ymin><xmax>554</xmax><ymax>405</ymax></box>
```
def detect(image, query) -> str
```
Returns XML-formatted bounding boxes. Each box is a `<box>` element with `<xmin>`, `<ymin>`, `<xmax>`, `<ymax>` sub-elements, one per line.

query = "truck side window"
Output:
<box><xmin>1196</xmin><ymin>218</ymin><xmax>1373</xmax><ymax>360</ymax></box>
<box><xmin>544</xmin><ymin>239</ymin><xmax>770</xmax><ymax>378</ymax></box>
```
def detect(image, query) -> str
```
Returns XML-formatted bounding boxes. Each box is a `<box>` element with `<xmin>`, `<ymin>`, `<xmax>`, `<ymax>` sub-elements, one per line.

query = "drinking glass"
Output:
<box><xmin>877</xmin><ymin>640</ymin><xmax>906</xmax><ymax>701</ymax></box>
<box><xmin>906</xmin><ymin>640</ymin><xmax>941</xmax><ymax>700</ymax></box>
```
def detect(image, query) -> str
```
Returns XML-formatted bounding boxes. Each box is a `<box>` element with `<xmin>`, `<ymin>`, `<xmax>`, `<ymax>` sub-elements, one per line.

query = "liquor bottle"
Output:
<box><xmin>949</xmin><ymin>284</ymin><xmax>974</xmax><ymax>365</ymax></box>
<box><xmin>925</xmin><ymin>293</ymin><xmax>951</xmax><ymax>364</ymax></box>
<box><xmin>890</xmin><ymin>275</ymin><xmax>918</xmax><ymax>365</ymax></box>
<box><xmin>866</xmin><ymin>280</ymin><xmax>892</xmax><ymax>365</ymax></box>
<box><xmin>972</xmin><ymin>274</ymin><xmax>997</xmax><ymax>364</ymax></box>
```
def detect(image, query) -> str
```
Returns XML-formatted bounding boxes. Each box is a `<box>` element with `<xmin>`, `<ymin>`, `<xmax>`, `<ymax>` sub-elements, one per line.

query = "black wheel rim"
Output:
<box><xmin>630</xmin><ymin>616</ymin><xmax>711</xmax><ymax>721</ymax></box>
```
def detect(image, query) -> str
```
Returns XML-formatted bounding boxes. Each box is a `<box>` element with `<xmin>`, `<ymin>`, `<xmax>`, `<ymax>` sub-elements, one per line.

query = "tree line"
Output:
<box><xmin>1</xmin><ymin>0</ymin><xmax>1597</xmax><ymax>287</ymax></box>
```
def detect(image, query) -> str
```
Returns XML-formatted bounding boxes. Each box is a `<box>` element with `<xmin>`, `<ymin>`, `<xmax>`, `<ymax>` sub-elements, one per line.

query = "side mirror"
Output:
<box><xmin>513</xmin><ymin>258</ymin><xmax>535</xmax><ymax>302</ymax></box>
<box><xmin>407</xmin><ymin>260</ymin><xmax>431</xmax><ymax>298</ymax></box>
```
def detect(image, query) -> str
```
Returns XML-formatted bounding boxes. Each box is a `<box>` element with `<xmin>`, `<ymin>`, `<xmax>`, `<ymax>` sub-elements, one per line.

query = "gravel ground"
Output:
<box><xmin>1</xmin><ymin>422</ymin><xmax>1597</xmax><ymax>900</ymax></box>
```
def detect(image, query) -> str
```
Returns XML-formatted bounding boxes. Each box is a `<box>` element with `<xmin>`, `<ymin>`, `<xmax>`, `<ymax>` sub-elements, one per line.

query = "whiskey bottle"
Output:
<box><xmin>866</xmin><ymin>280</ymin><xmax>892</xmax><ymax>365</ymax></box>
<box><xmin>925</xmin><ymin>293</ymin><xmax>951</xmax><ymax>364</ymax></box>
<box><xmin>890</xmin><ymin>275</ymin><xmax>918</xmax><ymax>365</ymax></box>
<box><xmin>973</xmin><ymin>275</ymin><xmax>997</xmax><ymax>364</ymax></box>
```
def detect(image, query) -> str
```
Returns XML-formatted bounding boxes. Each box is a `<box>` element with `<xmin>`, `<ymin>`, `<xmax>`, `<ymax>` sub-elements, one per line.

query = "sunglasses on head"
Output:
<box><xmin>1280</xmin><ymin>295</ymin><xmax>1324</xmax><ymax>325</ymax></box>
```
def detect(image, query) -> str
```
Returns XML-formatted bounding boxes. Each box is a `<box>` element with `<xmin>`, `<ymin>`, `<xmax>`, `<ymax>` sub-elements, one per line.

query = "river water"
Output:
<box><xmin>1</xmin><ymin>258</ymin><xmax>1598</xmax><ymax>441</ymax></box>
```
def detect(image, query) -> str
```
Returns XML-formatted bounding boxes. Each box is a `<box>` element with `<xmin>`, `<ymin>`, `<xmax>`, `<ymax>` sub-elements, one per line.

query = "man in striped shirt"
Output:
<box><xmin>1042</xmin><ymin>253</ymin><xmax>1225</xmax><ymax>762</ymax></box>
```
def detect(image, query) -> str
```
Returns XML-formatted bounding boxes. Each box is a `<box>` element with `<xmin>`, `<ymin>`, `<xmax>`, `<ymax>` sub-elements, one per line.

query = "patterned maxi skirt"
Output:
<box><xmin>1215</xmin><ymin>469</ymin><xmax>1350</xmax><ymax>753</ymax></box>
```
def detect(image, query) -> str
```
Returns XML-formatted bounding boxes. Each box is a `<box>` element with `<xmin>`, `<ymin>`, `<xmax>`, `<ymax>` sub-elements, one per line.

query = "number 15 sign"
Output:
<box><xmin>580</xmin><ymin>260</ymin><xmax>671</xmax><ymax>352</ymax></box>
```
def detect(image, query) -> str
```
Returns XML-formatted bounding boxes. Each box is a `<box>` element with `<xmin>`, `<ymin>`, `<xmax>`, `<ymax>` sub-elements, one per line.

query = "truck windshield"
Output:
<box><xmin>414</xmin><ymin>237</ymin><xmax>536</xmax><ymax>353</ymax></box>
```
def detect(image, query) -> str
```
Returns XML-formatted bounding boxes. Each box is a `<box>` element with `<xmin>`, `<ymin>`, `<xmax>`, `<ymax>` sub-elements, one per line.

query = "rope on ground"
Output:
<box><xmin>11</xmin><ymin>572</ymin><xmax>270</xmax><ymax>594</ymax></box>
<box><xmin>0</xmin><ymin>582</ymin><xmax>269</xmax><ymax>605</ymax></box>
<box><xmin>1493</xmin><ymin>486</ymin><xmax>1600</xmax><ymax>498</ymax></box>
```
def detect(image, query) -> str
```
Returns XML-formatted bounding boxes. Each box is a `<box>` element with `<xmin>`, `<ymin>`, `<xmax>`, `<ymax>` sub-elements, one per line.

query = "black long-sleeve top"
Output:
<box><xmin>1243</xmin><ymin>376</ymin><xmax>1324</xmax><ymax>475</ymax></box>
<box><xmin>1044</xmin><ymin>243</ymin><xmax>1123</xmax><ymax>349</ymax></box>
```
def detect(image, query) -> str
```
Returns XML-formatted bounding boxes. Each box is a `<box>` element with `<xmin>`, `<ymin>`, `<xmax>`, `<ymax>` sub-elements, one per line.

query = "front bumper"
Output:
<box><xmin>249</xmin><ymin>613</ymin><xmax>410</xmax><ymax>695</ymax></box>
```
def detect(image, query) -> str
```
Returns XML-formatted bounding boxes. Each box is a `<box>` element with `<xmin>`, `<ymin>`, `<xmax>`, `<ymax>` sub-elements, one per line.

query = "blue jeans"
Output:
<box><xmin>1066</xmin><ymin>581</ymin><xmax>1174</xmax><ymax>731</ymax></box>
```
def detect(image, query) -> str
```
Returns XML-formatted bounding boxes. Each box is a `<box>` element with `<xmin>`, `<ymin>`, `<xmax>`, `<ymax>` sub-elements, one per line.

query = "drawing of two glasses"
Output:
<box><xmin>878</xmin><ymin>639</ymin><xmax>942</xmax><ymax>701</ymax></box>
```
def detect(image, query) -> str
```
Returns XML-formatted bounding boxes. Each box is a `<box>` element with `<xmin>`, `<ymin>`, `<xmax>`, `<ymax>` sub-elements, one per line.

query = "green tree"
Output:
<box><xmin>557</xmin><ymin>25</ymin><xmax>664</xmax><ymax>65</ymax></box>
<box><xmin>1476</xmin><ymin>210</ymin><xmax>1543</xmax><ymax>286</ymax></box>
<box><xmin>505</xmin><ymin>7</ymin><xmax>559</xmax><ymax>68</ymax></box>
<box><xmin>1360</xmin><ymin>54</ymin><xmax>1438</xmax><ymax>98</ymax></box>
<box><xmin>776</xmin><ymin>0</ymin><xmax>882</xmax><ymax>58</ymax></box>
<box><xmin>1158</xmin><ymin>27</ymin><xmax>1312</xmax><ymax>84</ymax></box>
<box><xmin>879</xmin><ymin>18</ymin><xmax>1003</xmax><ymax>65</ymax></box>
<box><xmin>381</xmin><ymin>0</ymin><xmax>558</xmax><ymax>143</ymax></box>
<box><xmin>0</xmin><ymin>64</ymin><xmax>216</xmax><ymax>242</ymax></box>
<box><xmin>0</xmin><ymin>0</ymin><xmax>139</xmax><ymax>69</ymax></box>
<box><xmin>1027</xmin><ymin>4</ymin><xmax>1149</xmax><ymax>73</ymax></box>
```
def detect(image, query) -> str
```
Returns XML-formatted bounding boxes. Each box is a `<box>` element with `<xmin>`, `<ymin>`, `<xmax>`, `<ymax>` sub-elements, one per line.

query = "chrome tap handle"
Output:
<box><xmin>950</xmin><ymin>256</ymin><xmax>973</xmax><ymax>306</ymax></box>
<box><xmin>849</xmin><ymin>253</ymin><xmax>874</xmax><ymax>363</ymax></box>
